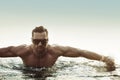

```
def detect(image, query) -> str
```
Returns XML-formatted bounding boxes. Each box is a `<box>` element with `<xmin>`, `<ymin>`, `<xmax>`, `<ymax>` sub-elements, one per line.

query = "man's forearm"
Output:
<box><xmin>81</xmin><ymin>50</ymin><xmax>104</xmax><ymax>61</ymax></box>
<box><xmin>81</xmin><ymin>50</ymin><xmax>115</xmax><ymax>71</ymax></box>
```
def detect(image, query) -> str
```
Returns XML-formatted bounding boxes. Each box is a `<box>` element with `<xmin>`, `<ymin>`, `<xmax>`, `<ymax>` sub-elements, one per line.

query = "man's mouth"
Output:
<box><xmin>37</xmin><ymin>47</ymin><xmax>45</xmax><ymax>51</ymax></box>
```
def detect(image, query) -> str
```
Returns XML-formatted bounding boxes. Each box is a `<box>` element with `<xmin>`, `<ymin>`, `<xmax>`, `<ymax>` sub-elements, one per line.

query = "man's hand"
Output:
<box><xmin>104</xmin><ymin>57</ymin><xmax>116</xmax><ymax>71</ymax></box>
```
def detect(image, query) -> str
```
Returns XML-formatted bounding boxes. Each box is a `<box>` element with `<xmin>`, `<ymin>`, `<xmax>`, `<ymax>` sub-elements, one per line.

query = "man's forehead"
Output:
<box><xmin>33</xmin><ymin>32</ymin><xmax>48</xmax><ymax>39</ymax></box>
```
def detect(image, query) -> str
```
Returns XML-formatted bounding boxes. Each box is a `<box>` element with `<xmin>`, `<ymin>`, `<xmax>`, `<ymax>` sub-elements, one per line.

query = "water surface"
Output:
<box><xmin>0</xmin><ymin>58</ymin><xmax>119</xmax><ymax>80</ymax></box>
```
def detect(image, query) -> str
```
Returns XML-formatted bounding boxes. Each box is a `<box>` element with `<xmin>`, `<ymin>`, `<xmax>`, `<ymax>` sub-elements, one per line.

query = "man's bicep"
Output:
<box><xmin>54</xmin><ymin>46</ymin><xmax>82</xmax><ymax>57</ymax></box>
<box><xmin>0</xmin><ymin>45</ymin><xmax>26</xmax><ymax>57</ymax></box>
<box><xmin>0</xmin><ymin>46</ymin><xmax>18</xmax><ymax>57</ymax></box>
<box><xmin>62</xmin><ymin>47</ymin><xmax>83</xmax><ymax>57</ymax></box>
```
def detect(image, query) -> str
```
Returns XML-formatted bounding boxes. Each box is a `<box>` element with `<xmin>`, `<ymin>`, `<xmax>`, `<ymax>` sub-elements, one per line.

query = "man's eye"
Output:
<box><xmin>33</xmin><ymin>39</ymin><xmax>48</xmax><ymax>45</ymax></box>
<box><xmin>41</xmin><ymin>40</ymin><xmax>47</xmax><ymax>44</ymax></box>
<box><xmin>34</xmin><ymin>41</ymin><xmax>39</xmax><ymax>44</ymax></box>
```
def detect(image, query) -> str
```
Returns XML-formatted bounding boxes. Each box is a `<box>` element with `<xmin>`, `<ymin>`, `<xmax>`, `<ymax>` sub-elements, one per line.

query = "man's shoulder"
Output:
<box><xmin>15</xmin><ymin>44</ymin><xmax>30</xmax><ymax>50</ymax></box>
<box><xmin>50</xmin><ymin>44</ymin><xmax>70</xmax><ymax>49</ymax></box>
<box><xmin>15</xmin><ymin>44</ymin><xmax>32</xmax><ymax>57</ymax></box>
<box><xmin>48</xmin><ymin>44</ymin><xmax>67</xmax><ymax>56</ymax></box>
<box><xmin>13</xmin><ymin>44</ymin><xmax>32</xmax><ymax>53</ymax></box>
<box><xmin>49</xmin><ymin>44</ymin><xmax>64</xmax><ymax>49</ymax></box>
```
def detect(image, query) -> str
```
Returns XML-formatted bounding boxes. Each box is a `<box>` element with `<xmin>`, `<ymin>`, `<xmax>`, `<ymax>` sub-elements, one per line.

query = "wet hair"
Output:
<box><xmin>32</xmin><ymin>26</ymin><xmax>48</xmax><ymax>37</ymax></box>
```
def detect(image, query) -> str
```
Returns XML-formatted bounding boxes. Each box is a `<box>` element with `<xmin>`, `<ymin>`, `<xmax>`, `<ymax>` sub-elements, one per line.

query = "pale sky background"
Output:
<box><xmin>0</xmin><ymin>0</ymin><xmax>120</xmax><ymax>64</ymax></box>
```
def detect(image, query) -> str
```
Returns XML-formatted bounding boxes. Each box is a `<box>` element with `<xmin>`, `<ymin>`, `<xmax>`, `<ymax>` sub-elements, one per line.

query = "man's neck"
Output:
<box><xmin>31</xmin><ymin>44</ymin><xmax>49</xmax><ymax>58</ymax></box>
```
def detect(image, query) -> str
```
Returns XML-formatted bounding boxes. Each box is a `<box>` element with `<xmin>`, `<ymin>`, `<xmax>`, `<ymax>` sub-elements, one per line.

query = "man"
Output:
<box><xmin>0</xmin><ymin>26</ymin><xmax>115</xmax><ymax>71</ymax></box>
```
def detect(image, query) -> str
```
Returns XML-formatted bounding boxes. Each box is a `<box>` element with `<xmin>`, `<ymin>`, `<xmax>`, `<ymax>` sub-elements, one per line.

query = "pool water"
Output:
<box><xmin>0</xmin><ymin>58</ymin><xmax>119</xmax><ymax>80</ymax></box>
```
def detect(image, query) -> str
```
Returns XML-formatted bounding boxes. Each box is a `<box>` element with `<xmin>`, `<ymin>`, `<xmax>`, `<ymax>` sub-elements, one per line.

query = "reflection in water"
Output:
<box><xmin>0</xmin><ymin>58</ymin><xmax>120</xmax><ymax>80</ymax></box>
<box><xmin>21</xmin><ymin>67</ymin><xmax>53</xmax><ymax>80</ymax></box>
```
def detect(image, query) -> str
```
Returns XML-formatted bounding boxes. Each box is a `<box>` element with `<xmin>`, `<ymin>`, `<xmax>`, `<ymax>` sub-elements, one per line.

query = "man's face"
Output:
<box><xmin>32</xmin><ymin>32</ymin><xmax>48</xmax><ymax>52</ymax></box>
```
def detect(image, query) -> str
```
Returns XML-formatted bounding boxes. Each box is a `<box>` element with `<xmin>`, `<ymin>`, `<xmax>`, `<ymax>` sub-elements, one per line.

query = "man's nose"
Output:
<box><xmin>38</xmin><ymin>42</ymin><xmax>42</xmax><ymax>46</ymax></box>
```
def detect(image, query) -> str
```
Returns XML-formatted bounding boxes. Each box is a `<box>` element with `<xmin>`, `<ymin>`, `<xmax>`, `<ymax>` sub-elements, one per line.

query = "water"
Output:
<box><xmin>0</xmin><ymin>57</ymin><xmax>120</xmax><ymax>80</ymax></box>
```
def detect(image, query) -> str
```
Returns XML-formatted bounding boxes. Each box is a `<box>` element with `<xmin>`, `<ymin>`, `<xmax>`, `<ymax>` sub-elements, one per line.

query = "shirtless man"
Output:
<box><xmin>0</xmin><ymin>26</ymin><xmax>115</xmax><ymax>71</ymax></box>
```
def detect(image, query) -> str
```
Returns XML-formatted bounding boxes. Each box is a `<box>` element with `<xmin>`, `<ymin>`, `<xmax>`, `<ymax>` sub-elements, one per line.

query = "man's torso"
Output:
<box><xmin>19</xmin><ymin>45</ymin><xmax>59</xmax><ymax>68</ymax></box>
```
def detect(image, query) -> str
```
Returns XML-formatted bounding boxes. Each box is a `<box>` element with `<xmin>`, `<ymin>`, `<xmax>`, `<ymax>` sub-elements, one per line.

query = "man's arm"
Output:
<box><xmin>0</xmin><ymin>45</ymin><xmax>27</xmax><ymax>57</ymax></box>
<box><xmin>54</xmin><ymin>45</ymin><xmax>103</xmax><ymax>59</ymax></box>
<box><xmin>54</xmin><ymin>45</ymin><xmax>115</xmax><ymax>71</ymax></box>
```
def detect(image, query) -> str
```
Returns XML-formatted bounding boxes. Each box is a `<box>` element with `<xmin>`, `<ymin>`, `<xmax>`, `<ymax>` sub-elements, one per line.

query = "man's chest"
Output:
<box><xmin>22</xmin><ymin>53</ymin><xmax>58</xmax><ymax>67</ymax></box>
